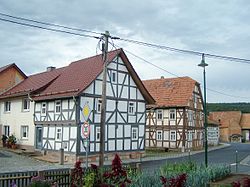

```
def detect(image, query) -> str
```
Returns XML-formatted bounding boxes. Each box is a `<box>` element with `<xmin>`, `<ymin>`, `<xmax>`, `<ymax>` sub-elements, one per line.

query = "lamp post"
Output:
<box><xmin>198</xmin><ymin>53</ymin><xmax>208</xmax><ymax>167</ymax></box>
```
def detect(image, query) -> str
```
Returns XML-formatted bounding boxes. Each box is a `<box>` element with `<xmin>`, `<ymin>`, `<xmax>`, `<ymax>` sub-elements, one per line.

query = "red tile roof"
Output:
<box><xmin>0</xmin><ymin>63</ymin><xmax>27</xmax><ymax>78</ymax></box>
<box><xmin>142</xmin><ymin>76</ymin><xmax>199</xmax><ymax>108</ymax></box>
<box><xmin>0</xmin><ymin>67</ymin><xmax>65</xmax><ymax>99</ymax></box>
<box><xmin>0</xmin><ymin>49</ymin><xmax>154</xmax><ymax>104</ymax></box>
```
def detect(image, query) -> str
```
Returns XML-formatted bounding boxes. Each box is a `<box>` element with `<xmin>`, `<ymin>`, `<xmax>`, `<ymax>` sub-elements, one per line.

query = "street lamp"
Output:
<box><xmin>198</xmin><ymin>53</ymin><xmax>208</xmax><ymax>167</ymax></box>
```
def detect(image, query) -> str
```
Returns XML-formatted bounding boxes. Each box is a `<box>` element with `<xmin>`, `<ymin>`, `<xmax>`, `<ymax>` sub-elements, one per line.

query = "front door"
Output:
<box><xmin>36</xmin><ymin>126</ymin><xmax>43</xmax><ymax>149</ymax></box>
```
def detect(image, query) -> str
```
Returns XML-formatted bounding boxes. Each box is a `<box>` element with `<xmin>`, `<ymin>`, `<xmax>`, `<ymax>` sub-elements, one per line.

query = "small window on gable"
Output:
<box><xmin>23</xmin><ymin>98</ymin><xmax>30</xmax><ymax>111</ymax></box>
<box><xmin>55</xmin><ymin>101</ymin><xmax>61</xmax><ymax>114</ymax></box>
<box><xmin>97</xmin><ymin>99</ymin><xmax>102</xmax><ymax>113</ymax></box>
<box><xmin>56</xmin><ymin>128</ymin><xmax>62</xmax><ymax>141</ymax></box>
<box><xmin>128</xmin><ymin>102</ymin><xmax>135</xmax><ymax>115</ymax></box>
<box><xmin>111</xmin><ymin>71</ymin><xmax>116</xmax><ymax>83</ymax></box>
<box><xmin>132</xmin><ymin>128</ymin><xmax>138</xmax><ymax>140</ymax></box>
<box><xmin>157</xmin><ymin>110</ymin><xmax>163</xmax><ymax>120</ymax></box>
<box><xmin>96</xmin><ymin>127</ymin><xmax>100</xmax><ymax>141</ymax></box>
<box><xmin>169</xmin><ymin>109</ymin><xmax>176</xmax><ymax>120</ymax></box>
<box><xmin>41</xmin><ymin>102</ymin><xmax>46</xmax><ymax>116</ymax></box>
<box><xmin>4</xmin><ymin>101</ymin><xmax>11</xmax><ymax>112</ymax></box>
<box><xmin>156</xmin><ymin>131</ymin><xmax>162</xmax><ymax>140</ymax></box>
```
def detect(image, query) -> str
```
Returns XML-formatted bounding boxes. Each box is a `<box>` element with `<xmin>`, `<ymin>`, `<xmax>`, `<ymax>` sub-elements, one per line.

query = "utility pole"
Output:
<box><xmin>99</xmin><ymin>31</ymin><xmax>110</xmax><ymax>167</ymax></box>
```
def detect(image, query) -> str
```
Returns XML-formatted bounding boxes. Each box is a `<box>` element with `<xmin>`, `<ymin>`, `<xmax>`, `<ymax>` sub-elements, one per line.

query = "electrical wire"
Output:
<box><xmin>113</xmin><ymin>44</ymin><xmax>250</xmax><ymax>99</ymax></box>
<box><xmin>0</xmin><ymin>17</ymin><xmax>100</xmax><ymax>39</ymax></box>
<box><xmin>0</xmin><ymin>12</ymin><xmax>101</xmax><ymax>35</ymax></box>
<box><xmin>116</xmin><ymin>38</ymin><xmax>250</xmax><ymax>64</ymax></box>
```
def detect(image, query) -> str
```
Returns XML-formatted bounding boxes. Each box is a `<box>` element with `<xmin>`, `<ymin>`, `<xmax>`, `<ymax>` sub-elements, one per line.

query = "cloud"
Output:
<box><xmin>0</xmin><ymin>0</ymin><xmax>250</xmax><ymax>102</ymax></box>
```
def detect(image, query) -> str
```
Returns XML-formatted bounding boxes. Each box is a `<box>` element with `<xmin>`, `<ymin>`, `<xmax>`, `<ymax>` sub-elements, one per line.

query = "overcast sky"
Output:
<box><xmin>0</xmin><ymin>0</ymin><xmax>250</xmax><ymax>103</ymax></box>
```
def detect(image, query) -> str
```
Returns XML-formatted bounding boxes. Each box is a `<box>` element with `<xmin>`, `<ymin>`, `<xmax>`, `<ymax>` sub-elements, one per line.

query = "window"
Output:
<box><xmin>111</xmin><ymin>71</ymin><xmax>116</xmax><ymax>83</ymax></box>
<box><xmin>21</xmin><ymin>126</ymin><xmax>29</xmax><ymax>139</ymax></box>
<box><xmin>188</xmin><ymin>131</ymin><xmax>193</xmax><ymax>141</ymax></box>
<box><xmin>169</xmin><ymin>109</ymin><xmax>176</xmax><ymax>120</ymax></box>
<box><xmin>156</xmin><ymin>131</ymin><xmax>162</xmax><ymax>140</ymax></box>
<box><xmin>41</xmin><ymin>102</ymin><xmax>46</xmax><ymax>116</ymax></box>
<box><xmin>23</xmin><ymin>98</ymin><xmax>30</xmax><ymax>111</ymax></box>
<box><xmin>96</xmin><ymin>99</ymin><xmax>102</xmax><ymax>113</ymax></box>
<box><xmin>132</xmin><ymin>128</ymin><xmax>138</xmax><ymax>140</ymax></box>
<box><xmin>157</xmin><ymin>110</ymin><xmax>163</xmax><ymax>120</ymax></box>
<box><xmin>56</xmin><ymin>128</ymin><xmax>62</xmax><ymax>141</ymax></box>
<box><xmin>96</xmin><ymin>127</ymin><xmax>100</xmax><ymax>141</ymax></box>
<box><xmin>170</xmin><ymin>131</ymin><xmax>176</xmax><ymax>141</ymax></box>
<box><xmin>4</xmin><ymin>101</ymin><xmax>11</xmax><ymax>112</ymax></box>
<box><xmin>128</xmin><ymin>102</ymin><xmax>135</xmax><ymax>115</ymax></box>
<box><xmin>55</xmin><ymin>101</ymin><xmax>61</xmax><ymax>113</ymax></box>
<box><xmin>188</xmin><ymin>111</ymin><xmax>193</xmax><ymax>122</ymax></box>
<box><xmin>4</xmin><ymin>126</ymin><xmax>10</xmax><ymax>136</ymax></box>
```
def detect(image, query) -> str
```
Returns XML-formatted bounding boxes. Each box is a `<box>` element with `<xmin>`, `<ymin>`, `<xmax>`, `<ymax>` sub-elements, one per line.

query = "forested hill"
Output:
<box><xmin>207</xmin><ymin>103</ymin><xmax>250</xmax><ymax>113</ymax></box>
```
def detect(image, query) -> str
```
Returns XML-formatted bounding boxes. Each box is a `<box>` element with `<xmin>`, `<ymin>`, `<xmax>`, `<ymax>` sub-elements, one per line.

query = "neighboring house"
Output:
<box><xmin>207</xmin><ymin>117</ymin><xmax>220</xmax><ymax>146</ymax></box>
<box><xmin>240</xmin><ymin>114</ymin><xmax>250</xmax><ymax>142</ymax></box>
<box><xmin>0</xmin><ymin>63</ymin><xmax>27</xmax><ymax>139</ymax></box>
<box><xmin>0</xmin><ymin>63</ymin><xmax>27</xmax><ymax>94</ymax></box>
<box><xmin>32</xmin><ymin>49</ymin><xmax>154</xmax><ymax>160</ymax></box>
<box><xmin>0</xmin><ymin>67</ymin><xmax>65</xmax><ymax>150</ymax></box>
<box><xmin>209</xmin><ymin>111</ymin><xmax>242</xmax><ymax>142</ymax></box>
<box><xmin>143</xmin><ymin>76</ymin><xmax>204</xmax><ymax>152</ymax></box>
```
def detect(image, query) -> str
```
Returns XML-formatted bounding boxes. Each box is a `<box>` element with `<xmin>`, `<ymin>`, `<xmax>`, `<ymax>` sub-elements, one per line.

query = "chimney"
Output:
<box><xmin>47</xmin><ymin>66</ymin><xmax>56</xmax><ymax>72</ymax></box>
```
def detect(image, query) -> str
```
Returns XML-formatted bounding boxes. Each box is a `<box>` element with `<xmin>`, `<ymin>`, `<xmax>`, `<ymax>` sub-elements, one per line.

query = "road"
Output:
<box><xmin>141</xmin><ymin>143</ymin><xmax>250</xmax><ymax>174</ymax></box>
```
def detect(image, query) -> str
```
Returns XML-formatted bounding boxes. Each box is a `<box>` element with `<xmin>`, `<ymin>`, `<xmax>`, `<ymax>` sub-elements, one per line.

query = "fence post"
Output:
<box><xmin>60</xmin><ymin>148</ymin><xmax>64</xmax><ymax>165</ymax></box>
<box><xmin>136</xmin><ymin>163</ymin><xmax>141</xmax><ymax>172</ymax></box>
<box><xmin>38</xmin><ymin>170</ymin><xmax>44</xmax><ymax>179</ymax></box>
<box><xmin>235</xmin><ymin>150</ymin><xmax>238</xmax><ymax>173</ymax></box>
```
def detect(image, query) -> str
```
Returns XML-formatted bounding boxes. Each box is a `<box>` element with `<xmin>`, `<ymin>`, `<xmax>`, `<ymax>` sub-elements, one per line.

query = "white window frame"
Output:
<box><xmin>128</xmin><ymin>102</ymin><xmax>135</xmax><ymax>115</ymax></box>
<box><xmin>4</xmin><ymin>125</ymin><xmax>10</xmax><ymax>136</ymax></box>
<box><xmin>56</xmin><ymin>127</ymin><xmax>62</xmax><ymax>141</ymax></box>
<box><xmin>169</xmin><ymin>109</ymin><xmax>176</xmax><ymax>120</ymax></box>
<box><xmin>55</xmin><ymin>100</ymin><xmax>61</xmax><ymax>114</ymax></box>
<box><xmin>4</xmin><ymin>101</ymin><xmax>11</xmax><ymax>112</ymax></box>
<box><xmin>170</xmin><ymin>131</ymin><xmax>176</xmax><ymax>141</ymax></box>
<box><xmin>96</xmin><ymin>127</ymin><xmax>100</xmax><ymax>141</ymax></box>
<box><xmin>111</xmin><ymin>71</ymin><xmax>117</xmax><ymax>83</ymax></box>
<box><xmin>132</xmin><ymin>128</ymin><xmax>138</xmax><ymax>140</ymax></box>
<box><xmin>21</xmin><ymin>126</ymin><xmax>29</xmax><ymax>139</ymax></box>
<box><xmin>156</xmin><ymin>130</ymin><xmax>163</xmax><ymax>140</ymax></box>
<box><xmin>157</xmin><ymin>110</ymin><xmax>163</xmax><ymax>120</ymax></box>
<box><xmin>41</xmin><ymin>102</ymin><xmax>47</xmax><ymax>116</ymax></box>
<box><xmin>96</xmin><ymin>99</ymin><xmax>102</xmax><ymax>113</ymax></box>
<box><xmin>22</xmin><ymin>98</ymin><xmax>30</xmax><ymax>112</ymax></box>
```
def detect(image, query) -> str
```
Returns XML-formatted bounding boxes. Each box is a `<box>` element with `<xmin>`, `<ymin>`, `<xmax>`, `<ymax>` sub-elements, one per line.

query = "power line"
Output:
<box><xmin>113</xmin><ymin>44</ymin><xmax>250</xmax><ymax>99</ymax></box>
<box><xmin>0</xmin><ymin>17</ymin><xmax>100</xmax><ymax>39</ymax></box>
<box><xmin>115</xmin><ymin>38</ymin><xmax>250</xmax><ymax>65</ymax></box>
<box><xmin>0</xmin><ymin>12</ymin><xmax>101</xmax><ymax>35</ymax></box>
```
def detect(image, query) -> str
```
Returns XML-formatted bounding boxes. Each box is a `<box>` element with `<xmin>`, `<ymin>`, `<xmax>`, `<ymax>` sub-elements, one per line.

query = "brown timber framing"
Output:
<box><xmin>146</xmin><ymin>104</ymin><xmax>203</xmax><ymax>151</ymax></box>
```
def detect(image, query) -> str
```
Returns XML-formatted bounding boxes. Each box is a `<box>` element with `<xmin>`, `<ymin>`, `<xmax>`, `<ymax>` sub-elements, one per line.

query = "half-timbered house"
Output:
<box><xmin>0</xmin><ymin>67</ymin><xmax>65</xmax><ymax>150</ymax></box>
<box><xmin>33</xmin><ymin>49</ymin><xmax>154</xmax><ymax>160</ymax></box>
<box><xmin>143</xmin><ymin>76</ymin><xmax>204</xmax><ymax>152</ymax></box>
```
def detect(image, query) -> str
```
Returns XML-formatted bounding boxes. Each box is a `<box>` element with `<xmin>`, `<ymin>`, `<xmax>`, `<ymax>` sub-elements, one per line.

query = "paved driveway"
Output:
<box><xmin>0</xmin><ymin>149</ymin><xmax>71</xmax><ymax>173</ymax></box>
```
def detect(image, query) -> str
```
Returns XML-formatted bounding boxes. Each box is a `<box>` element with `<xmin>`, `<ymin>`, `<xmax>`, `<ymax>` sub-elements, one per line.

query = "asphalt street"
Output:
<box><xmin>141</xmin><ymin>143</ymin><xmax>250</xmax><ymax>174</ymax></box>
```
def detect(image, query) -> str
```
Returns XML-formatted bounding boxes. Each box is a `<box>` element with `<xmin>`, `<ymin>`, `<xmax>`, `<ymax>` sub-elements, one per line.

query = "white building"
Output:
<box><xmin>2</xmin><ymin>49</ymin><xmax>154</xmax><ymax>160</ymax></box>
<box><xmin>0</xmin><ymin>67</ymin><xmax>65</xmax><ymax>150</ymax></box>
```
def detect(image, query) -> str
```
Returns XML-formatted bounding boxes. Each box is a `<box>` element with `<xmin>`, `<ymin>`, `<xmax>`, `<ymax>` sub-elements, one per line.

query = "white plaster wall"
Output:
<box><xmin>0</xmin><ymin>98</ymin><xmax>35</xmax><ymax>147</ymax></box>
